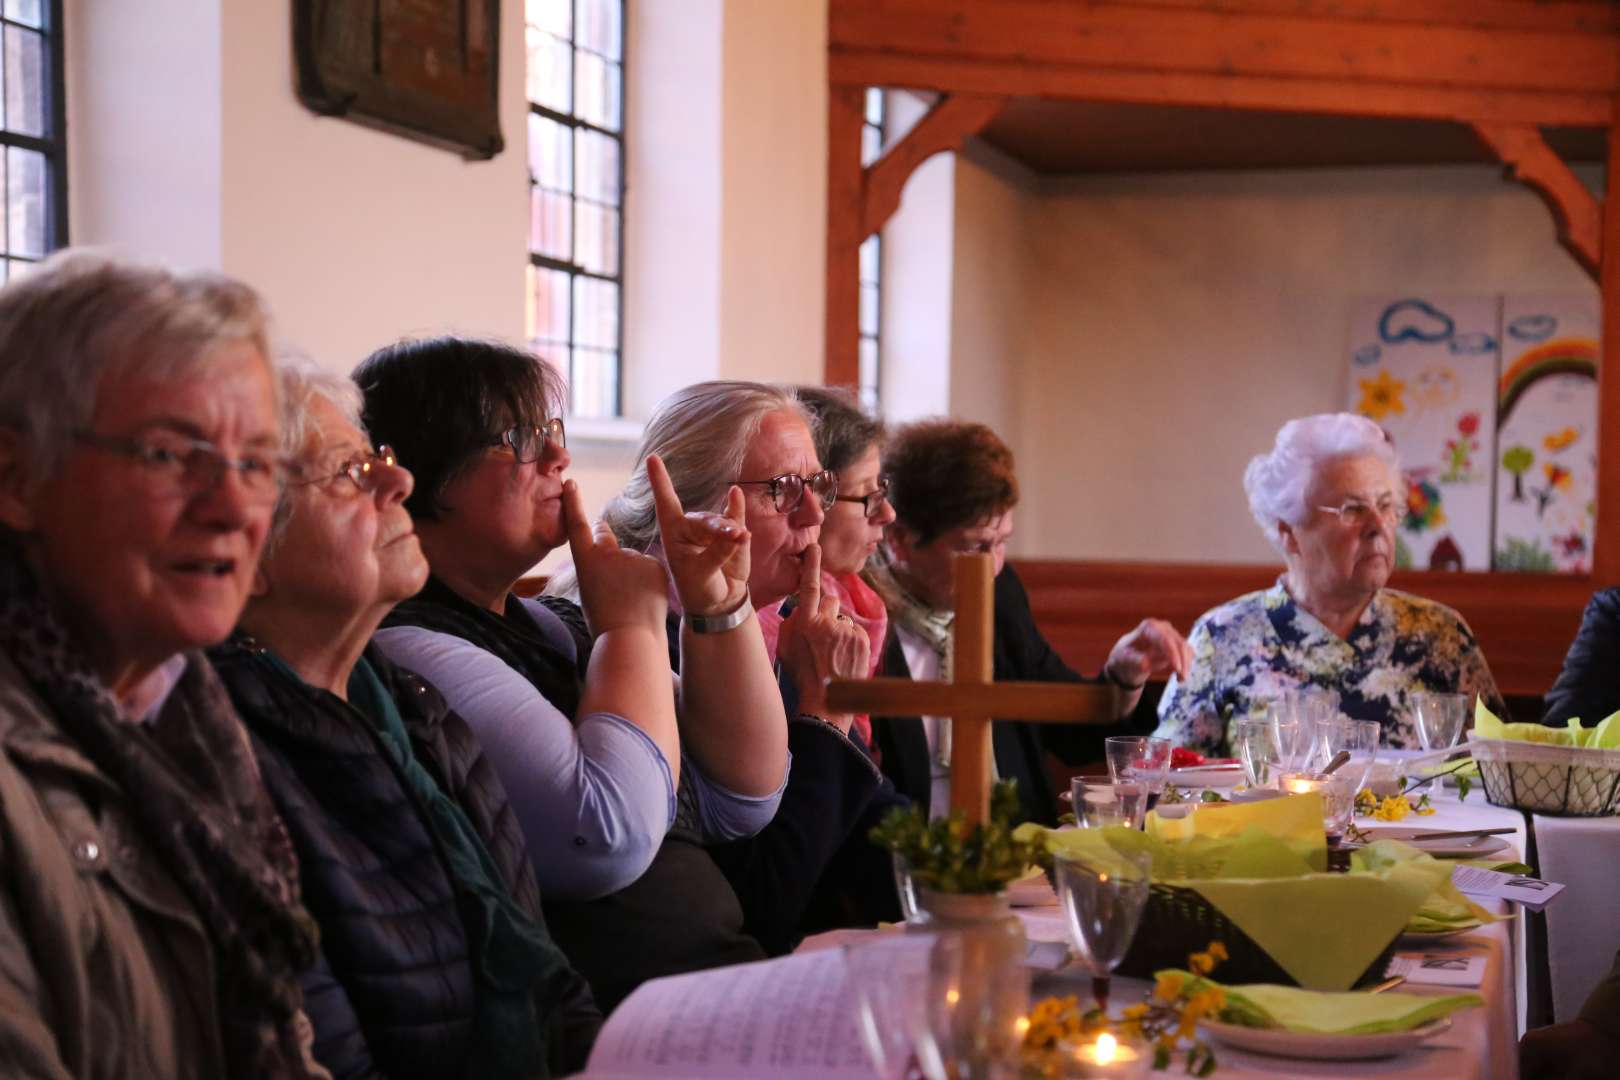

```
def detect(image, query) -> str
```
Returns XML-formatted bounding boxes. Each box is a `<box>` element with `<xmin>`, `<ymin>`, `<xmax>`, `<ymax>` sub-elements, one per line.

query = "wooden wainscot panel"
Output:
<box><xmin>1014</xmin><ymin>559</ymin><xmax>1593</xmax><ymax>699</ymax></box>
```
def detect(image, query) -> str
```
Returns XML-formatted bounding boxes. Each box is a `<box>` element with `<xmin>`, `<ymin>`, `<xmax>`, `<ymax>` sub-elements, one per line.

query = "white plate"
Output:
<box><xmin>1342</xmin><ymin>826</ymin><xmax>1511</xmax><ymax>859</ymax></box>
<box><xmin>1201</xmin><ymin>1017</ymin><xmax>1452</xmax><ymax>1061</ymax></box>
<box><xmin>1169</xmin><ymin>763</ymin><xmax>1246</xmax><ymax>789</ymax></box>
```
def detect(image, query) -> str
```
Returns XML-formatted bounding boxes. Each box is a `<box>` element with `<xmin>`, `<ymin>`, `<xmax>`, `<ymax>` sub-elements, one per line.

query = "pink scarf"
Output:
<box><xmin>758</xmin><ymin>571</ymin><xmax>888</xmax><ymax>750</ymax></box>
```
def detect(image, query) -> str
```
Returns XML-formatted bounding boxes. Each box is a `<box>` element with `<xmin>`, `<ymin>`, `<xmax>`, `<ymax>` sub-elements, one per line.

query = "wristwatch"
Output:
<box><xmin>686</xmin><ymin>589</ymin><xmax>753</xmax><ymax>634</ymax></box>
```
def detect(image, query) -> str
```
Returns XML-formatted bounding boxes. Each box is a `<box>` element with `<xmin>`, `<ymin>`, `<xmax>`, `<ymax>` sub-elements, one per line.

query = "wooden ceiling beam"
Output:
<box><xmin>830</xmin><ymin>53</ymin><xmax>1610</xmax><ymax>129</ymax></box>
<box><xmin>830</xmin><ymin>2</ymin><xmax>1620</xmax><ymax>98</ymax></box>
<box><xmin>862</xmin><ymin>93</ymin><xmax>1006</xmax><ymax>239</ymax></box>
<box><xmin>1471</xmin><ymin>122</ymin><xmax>1602</xmax><ymax>281</ymax></box>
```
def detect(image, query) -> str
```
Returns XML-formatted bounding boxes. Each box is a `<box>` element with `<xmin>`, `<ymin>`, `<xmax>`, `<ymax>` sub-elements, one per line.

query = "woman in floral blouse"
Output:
<box><xmin>1155</xmin><ymin>412</ymin><xmax>1507</xmax><ymax>753</ymax></box>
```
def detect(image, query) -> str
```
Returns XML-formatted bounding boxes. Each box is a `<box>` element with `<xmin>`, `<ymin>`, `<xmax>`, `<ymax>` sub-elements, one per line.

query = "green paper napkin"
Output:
<box><xmin>1354</xmin><ymin>840</ymin><xmax>1508</xmax><ymax>933</ymax></box>
<box><xmin>1475</xmin><ymin>699</ymin><xmax>1620</xmax><ymax>749</ymax></box>
<box><xmin>1167</xmin><ymin>970</ymin><xmax>1483</xmax><ymax>1034</ymax></box>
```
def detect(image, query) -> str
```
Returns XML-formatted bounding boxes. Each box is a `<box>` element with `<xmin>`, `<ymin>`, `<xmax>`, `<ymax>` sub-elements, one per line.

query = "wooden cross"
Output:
<box><xmin>826</xmin><ymin>553</ymin><xmax>1124</xmax><ymax>824</ymax></box>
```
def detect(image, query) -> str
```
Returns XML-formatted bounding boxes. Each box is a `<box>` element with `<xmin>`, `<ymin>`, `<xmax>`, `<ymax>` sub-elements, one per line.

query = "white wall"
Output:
<box><xmin>1015</xmin><ymin>165</ymin><xmax>1600</xmax><ymax>564</ymax></box>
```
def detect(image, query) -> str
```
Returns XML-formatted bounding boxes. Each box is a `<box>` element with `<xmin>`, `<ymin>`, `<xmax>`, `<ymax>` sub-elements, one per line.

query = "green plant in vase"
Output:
<box><xmin>869</xmin><ymin>779</ymin><xmax>1043</xmax><ymax>894</ymax></box>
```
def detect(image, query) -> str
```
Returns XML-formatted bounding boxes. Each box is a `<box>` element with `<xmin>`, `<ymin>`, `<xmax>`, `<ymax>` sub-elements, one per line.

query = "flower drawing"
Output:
<box><xmin>1357</xmin><ymin>370</ymin><xmax>1407</xmax><ymax>421</ymax></box>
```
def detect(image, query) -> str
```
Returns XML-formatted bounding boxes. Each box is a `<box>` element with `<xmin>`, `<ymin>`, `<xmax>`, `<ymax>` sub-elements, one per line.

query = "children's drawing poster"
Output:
<box><xmin>1346</xmin><ymin>297</ymin><xmax>1500</xmax><ymax>572</ymax></box>
<box><xmin>1493</xmin><ymin>295</ymin><xmax>1598</xmax><ymax>573</ymax></box>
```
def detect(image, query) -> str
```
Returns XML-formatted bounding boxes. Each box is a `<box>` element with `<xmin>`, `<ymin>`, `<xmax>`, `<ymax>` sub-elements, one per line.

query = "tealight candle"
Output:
<box><xmin>1064</xmin><ymin>1032</ymin><xmax>1150</xmax><ymax>1079</ymax></box>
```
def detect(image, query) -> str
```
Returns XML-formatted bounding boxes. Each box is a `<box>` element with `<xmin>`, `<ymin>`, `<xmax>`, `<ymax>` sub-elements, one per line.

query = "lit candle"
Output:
<box><xmin>1065</xmin><ymin>1032</ymin><xmax>1150</xmax><ymax>1078</ymax></box>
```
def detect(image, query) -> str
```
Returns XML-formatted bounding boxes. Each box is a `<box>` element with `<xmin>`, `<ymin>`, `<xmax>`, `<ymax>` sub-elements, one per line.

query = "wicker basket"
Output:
<box><xmin>1469</xmin><ymin>733</ymin><xmax>1620</xmax><ymax>817</ymax></box>
<box><xmin>1113</xmin><ymin>881</ymin><xmax>1398</xmax><ymax>989</ymax></box>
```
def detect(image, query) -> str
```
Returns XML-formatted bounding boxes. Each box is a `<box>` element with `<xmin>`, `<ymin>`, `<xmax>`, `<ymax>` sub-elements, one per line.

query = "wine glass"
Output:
<box><xmin>1413</xmin><ymin>692</ymin><xmax>1468</xmax><ymax>796</ymax></box>
<box><xmin>1054</xmin><ymin>847</ymin><xmax>1152</xmax><ymax>1015</ymax></box>
<box><xmin>1071</xmin><ymin>777</ymin><xmax>1149</xmax><ymax>829</ymax></box>
<box><xmin>1273</xmin><ymin>688</ymin><xmax>1340</xmax><ymax>770</ymax></box>
<box><xmin>1234</xmin><ymin>717</ymin><xmax>1282</xmax><ymax>789</ymax></box>
<box><xmin>1104</xmin><ymin>736</ymin><xmax>1171</xmax><ymax>798</ymax></box>
<box><xmin>1318</xmin><ymin>718</ymin><xmax>1381</xmax><ymax>792</ymax></box>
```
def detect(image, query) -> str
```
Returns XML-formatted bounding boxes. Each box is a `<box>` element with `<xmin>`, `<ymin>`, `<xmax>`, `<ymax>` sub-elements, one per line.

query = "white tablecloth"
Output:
<box><xmin>1526</xmin><ymin>813</ymin><xmax>1620</xmax><ymax>1022</ymax></box>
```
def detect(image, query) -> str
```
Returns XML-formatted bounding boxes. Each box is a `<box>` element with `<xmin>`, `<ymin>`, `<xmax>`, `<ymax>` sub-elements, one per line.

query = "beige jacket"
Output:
<box><xmin>0</xmin><ymin>650</ymin><xmax>228</xmax><ymax>1079</ymax></box>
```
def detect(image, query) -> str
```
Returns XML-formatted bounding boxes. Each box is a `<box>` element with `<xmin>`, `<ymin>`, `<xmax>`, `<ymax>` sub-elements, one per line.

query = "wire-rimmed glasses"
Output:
<box><xmin>735</xmin><ymin>470</ymin><xmax>838</xmax><ymax>514</ymax></box>
<box><xmin>491</xmin><ymin>418</ymin><xmax>567</xmax><ymax>462</ymax></box>
<box><xmin>290</xmin><ymin>446</ymin><xmax>399</xmax><ymax>494</ymax></box>
<box><xmin>1315</xmin><ymin>492</ymin><xmax>1401</xmax><ymax>528</ymax></box>
<box><xmin>74</xmin><ymin>430</ymin><xmax>290</xmax><ymax>503</ymax></box>
<box><xmin>834</xmin><ymin>477</ymin><xmax>890</xmax><ymax>519</ymax></box>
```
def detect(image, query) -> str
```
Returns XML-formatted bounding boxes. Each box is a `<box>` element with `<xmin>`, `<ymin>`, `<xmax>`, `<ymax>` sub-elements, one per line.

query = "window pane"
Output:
<box><xmin>574</xmin><ymin>53</ymin><xmax>621</xmax><ymax>132</ymax></box>
<box><xmin>530</xmin><ymin>186</ymin><xmax>573</xmax><ymax>262</ymax></box>
<box><xmin>861</xmin><ymin>123</ymin><xmax>882</xmax><ymax>167</ymax></box>
<box><xmin>573</xmin><ymin>276</ymin><xmax>618</xmax><ymax>350</ymax></box>
<box><xmin>859</xmin><ymin>235</ymin><xmax>879</xmax><ymax>285</ymax></box>
<box><xmin>526</xmin><ymin>26</ymin><xmax>571</xmax><ymax>114</ymax></box>
<box><xmin>528</xmin><ymin>112</ymin><xmax>572</xmax><ymax>191</ymax></box>
<box><xmin>571</xmin><ymin>347</ymin><xmax>618</xmax><ymax>418</ymax></box>
<box><xmin>8</xmin><ymin>146</ymin><xmax>44</xmax><ymax>257</ymax></box>
<box><xmin>574</xmin><ymin>201</ymin><xmax>619</xmax><ymax>276</ymax></box>
<box><xmin>865</xmin><ymin>88</ymin><xmax>884</xmax><ymax>126</ymax></box>
<box><xmin>859</xmin><ymin>337</ymin><xmax>879</xmax><ymax>395</ymax></box>
<box><xmin>576</xmin><ymin>0</ymin><xmax>622</xmax><ymax>61</ymax></box>
<box><xmin>528</xmin><ymin>0</ymin><xmax>572</xmax><ymax>38</ymax></box>
<box><xmin>4</xmin><ymin>0</ymin><xmax>42</xmax><ymax>29</ymax></box>
<box><xmin>528</xmin><ymin>265</ymin><xmax>571</xmax><ymax>344</ymax></box>
<box><xmin>859</xmin><ymin>283</ymin><xmax>879</xmax><ymax>338</ymax></box>
<box><xmin>575</xmin><ymin>129</ymin><xmax>619</xmax><ymax>207</ymax></box>
<box><xmin>6</xmin><ymin>257</ymin><xmax>30</xmax><ymax>280</ymax></box>
<box><xmin>4</xmin><ymin>25</ymin><xmax>43</xmax><ymax>138</ymax></box>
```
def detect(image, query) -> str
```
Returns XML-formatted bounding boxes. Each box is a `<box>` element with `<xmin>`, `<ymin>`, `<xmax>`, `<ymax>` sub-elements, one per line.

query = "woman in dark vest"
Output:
<box><xmin>356</xmin><ymin>339</ymin><xmax>792</xmax><ymax>1010</ymax></box>
<box><xmin>210</xmin><ymin>361</ymin><xmax>599</xmax><ymax>1078</ymax></box>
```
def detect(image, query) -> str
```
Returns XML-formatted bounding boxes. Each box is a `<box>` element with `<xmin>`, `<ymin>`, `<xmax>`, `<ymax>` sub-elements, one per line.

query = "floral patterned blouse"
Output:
<box><xmin>1153</xmin><ymin>577</ymin><xmax>1507</xmax><ymax>754</ymax></box>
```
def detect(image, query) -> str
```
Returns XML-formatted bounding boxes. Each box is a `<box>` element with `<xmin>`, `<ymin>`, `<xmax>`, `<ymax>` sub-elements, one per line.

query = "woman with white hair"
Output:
<box><xmin>1154</xmin><ymin>412</ymin><xmax>1506</xmax><ymax>753</ymax></box>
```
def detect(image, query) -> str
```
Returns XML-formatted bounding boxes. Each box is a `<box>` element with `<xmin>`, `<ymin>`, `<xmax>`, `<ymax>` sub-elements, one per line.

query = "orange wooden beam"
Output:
<box><xmin>826</xmin><ymin>85</ymin><xmax>866</xmax><ymax>390</ymax></box>
<box><xmin>1595</xmin><ymin>96</ymin><xmax>1620</xmax><ymax>586</ymax></box>
<box><xmin>1471</xmin><ymin>122</ymin><xmax>1602</xmax><ymax>281</ymax></box>
<box><xmin>862</xmin><ymin>93</ymin><xmax>1006</xmax><ymax>239</ymax></box>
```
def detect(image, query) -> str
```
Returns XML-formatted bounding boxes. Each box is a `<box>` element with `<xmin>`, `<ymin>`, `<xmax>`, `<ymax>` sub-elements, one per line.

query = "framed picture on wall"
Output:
<box><xmin>293</xmin><ymin>0</ymin><xmax>504</xmax><ymax>160</ymax></box>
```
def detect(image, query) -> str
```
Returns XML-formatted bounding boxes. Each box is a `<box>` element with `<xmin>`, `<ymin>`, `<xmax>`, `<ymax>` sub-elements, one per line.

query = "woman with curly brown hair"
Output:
<box><xmin>865</xmin><ymin>417</ymin><xmax>1191</xmax><ymax>826</ymax></box>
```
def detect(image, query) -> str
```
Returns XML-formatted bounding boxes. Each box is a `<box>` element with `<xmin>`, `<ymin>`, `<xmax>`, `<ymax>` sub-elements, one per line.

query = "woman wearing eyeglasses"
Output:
<box><xmin>0</xmin><ymin>252</ymin><xmax>326</xmax><ymax>1077</ymax></box>
<box><xmin>209</xmin><ymin>361</ymin><xmax>600</xmax><ymax>1078</ymax></box>
<box><xmin>585</xmin><ymin>380</ymin><xmax>903</xmax><ymax>955</ymax></box>
<box><xmin>1154</xmin><ymin>412</ymin><xmax>1507</xmax><ymax>753</ymax></box>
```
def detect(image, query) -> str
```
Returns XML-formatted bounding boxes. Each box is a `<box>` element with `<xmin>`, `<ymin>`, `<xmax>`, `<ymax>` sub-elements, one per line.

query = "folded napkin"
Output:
<box><xmin>1476</xmin><ymin>699</ymin><xmax>1620</xmax><ymax>749</ymax></box>
<box><xmin>1354</xmin><ymin>841</ymin><xmax>1509</xmax><ymax>933</ymax></box>
<box><xmin>1170</xmin><ymin>970</ymin><xmax>1483</xmax><ymax>1034</ymax></box>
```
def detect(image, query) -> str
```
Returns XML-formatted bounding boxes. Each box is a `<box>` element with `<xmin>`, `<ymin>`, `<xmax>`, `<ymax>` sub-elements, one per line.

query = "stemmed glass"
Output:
<box><xmin>1071</xmin><ymin>777</ymin><xmax>1149</xmax><ymax>829</ymax></box>
<box><xmin>1413</xmin><ymin>692</ymin><xmax>1468</xmax><ymax>797</ymax></box>
<box><xmin>1235</xmin><ymin>717</ymin><xmax>1282</xmax><ymax>790</ymax></box>
<box><xmin>1105</xmin><ymin>737</ymin><xmax>1171</xmax><ymax>818</ymax></box>
<box><xmin>1268</xmin><ymin>689</ymin><xmax>1341</xmax><ymax>771</ymax></box>
<box><xmin>1317</xmin><ymin>719</ymin><xmax>1381</xmax><ymax>793</ymax></box>
<box><xmin>1054</xmin><ymin>847</ymin><xmax>1153</xmax><ymax>1015</ymax></box>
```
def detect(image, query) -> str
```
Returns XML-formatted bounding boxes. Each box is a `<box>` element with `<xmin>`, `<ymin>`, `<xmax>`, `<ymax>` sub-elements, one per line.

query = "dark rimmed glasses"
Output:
<box><xmin>75</xmin><ymin>430</ymin><xmax>290</xmax><ymax>503</ymax></box>
<box><xmin>736</xmin><ymin>470</ymin><xmax>838</xmax><ymax>515</ymax></box>
<box><xmin>290</xmin><ymin>446</ymin><xmax>399</xmax><ymax>494</ymax></box>
<box><xmin>490</xmin><ymin>418</ymin><xmax>567</xmax><ymax>463</ymax></box>
<box><xmin>834</xmin><ymin>477</ymin><xmax>890</xmax><ymax>520</ymax></box>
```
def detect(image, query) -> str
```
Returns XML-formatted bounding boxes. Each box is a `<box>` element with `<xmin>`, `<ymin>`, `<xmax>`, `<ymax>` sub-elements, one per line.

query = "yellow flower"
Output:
<box><xmin>1544</xmin><ymin>427</ymin><xmax>1579</xmax><ymax>453</ymax></box>
<box><xmin>1357</xmin><ymin>371</ymin><xmax>1406</xmax><ymax>421</ymax></box>
<box><xmin>1207</xmin><ymin>942</ymin><xmax>1229</xmax><ymax>963</ymax></box>
<box><xmin>1156</xmin><ymin>971</ymin><xmax>1189</xmax><ymax>998</ymax></box>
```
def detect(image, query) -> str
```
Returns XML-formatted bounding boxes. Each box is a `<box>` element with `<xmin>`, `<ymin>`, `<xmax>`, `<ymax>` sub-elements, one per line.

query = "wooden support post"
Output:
<box><xmin>827</xmin><ymin>554</ymin><xmax>1123</xmax><ymax>824</ymax></box>
<box><xmin>1471</xmin><ymin>122</ymin><xmax>1603</xmax><ymax>280</ymax></box>
<box><xmin>861</xmin><ymin>94</ymin><xmax>1007</xmax><ymax>239</ymax></box>
<box><xmin>825</xmin><ymin>85</ymin><xmax>866</xmax><ymax>389</ymax></box>
<box><xmin>1595</xmin><ymin>98</ymin><xmax>1620</xmax><ymax>585</ymax></box>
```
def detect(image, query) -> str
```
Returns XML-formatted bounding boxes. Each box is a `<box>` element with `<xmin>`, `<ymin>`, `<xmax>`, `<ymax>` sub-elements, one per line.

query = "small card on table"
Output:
<box><xmin>1386</xmin><ymin>952</ymin><xmax>1487</xmax><ymax>988</ymax></box>
<box><xmin>1451</xmin><ymin>864</ymin><xmax>1566</xmax><ymax>909</ymax></box>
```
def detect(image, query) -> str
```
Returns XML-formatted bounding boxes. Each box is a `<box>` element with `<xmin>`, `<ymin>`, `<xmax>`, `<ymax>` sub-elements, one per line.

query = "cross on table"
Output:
<box><xmin>826</xmin><ymin>553</ymin><xmax>1124</xmax><ymax>824</ymax></box>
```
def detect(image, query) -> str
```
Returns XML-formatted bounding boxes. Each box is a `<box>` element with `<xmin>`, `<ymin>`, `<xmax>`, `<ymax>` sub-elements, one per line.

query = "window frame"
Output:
<box><xmin>0</xmin><ymin>0</ymin><xmax>69</xmax><ymax>267</ymax></box>
<box><xmin>526</xmin><ymin>0</ymin><xmax>626</xmax><ymax>420</ymax></box>
<box><xmin>858</xmin><ymin>87</ymin><xmax>883</xmax><ymax>411</ymax></box>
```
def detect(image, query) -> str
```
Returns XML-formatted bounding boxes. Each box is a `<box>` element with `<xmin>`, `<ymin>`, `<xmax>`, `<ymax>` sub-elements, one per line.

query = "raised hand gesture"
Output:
<box><xmin>776</xmin><ymin>543</ymin><xmax>870</xmax><ymax>730</ymax></box>
<box><xmin>1104</xmin><ymin>617</ymin><xmax>1192</xmax><ymax>688</ymax></box>
<box><xmin>563</xmin><ymin>478</ymin><xmax>669</xmax><ymax>637</ymax></box>
<box><xmin>647</xmin><ymin>453</ymin><xmax>751</xmax><ymax>617</ymax></box>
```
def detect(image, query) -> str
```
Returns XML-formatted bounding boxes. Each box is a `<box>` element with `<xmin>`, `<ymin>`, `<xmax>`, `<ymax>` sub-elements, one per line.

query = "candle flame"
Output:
<box><xmin>945</xmin><ymin>988</ymin><xmax>960</xmax><ymax>1006</ymax></box>
<box><xmin>1015</xmin><ymin>1016</ymin><xmax>1030</xmax><ymax>1036</ymax></box>
<box><xmin>1096</xmin><ymin>1032</ymin><xmax>1118</xmax><ymax>1064</ymax></box>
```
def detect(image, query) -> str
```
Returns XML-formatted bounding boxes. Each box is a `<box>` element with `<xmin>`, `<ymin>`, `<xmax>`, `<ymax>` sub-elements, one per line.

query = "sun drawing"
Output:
<box><xmin>1357</xmin><ymin>370</ymin><xmax>1407</xmax><ymax>421</ymax></box>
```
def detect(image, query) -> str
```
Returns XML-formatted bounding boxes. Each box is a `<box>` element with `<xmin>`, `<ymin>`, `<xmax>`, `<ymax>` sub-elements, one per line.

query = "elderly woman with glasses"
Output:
<box><xmin>0</xmin><ymin>251</ymin><xmax>325</xmax><ymax>1077</ymax></box>
<box><xmin>358</xmin><ymin>342</ymin><xmax>790</xmax><ymax>1011</ymax></box>
<box><xmin>1155</xmin><ymin>412</ymin><xmax>1507</xmax><ymax>753</ymax></box>
<box><xmin>208</xmin><ymin>361</ymin><xmax>599</xmax><ymax>1078</ymax></box>
<box><xmin>589</xmin><ymin>380</ymin><xmax>901</xmax><ymax>955</ymax></box>
<box><xmin>867</xmin><ymin>418</ymin><xmax>1190</xmax><ymax>828</ymax></box>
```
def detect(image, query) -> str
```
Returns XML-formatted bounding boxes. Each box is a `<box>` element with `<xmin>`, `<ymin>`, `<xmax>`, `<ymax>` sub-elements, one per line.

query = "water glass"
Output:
<box><xmin>1054</xmin><ymin>847</ymin><xmax>1153</xmax><ymax>1015</ymax></box>
<box><xmin>847</xmin><ymin>935</ymin><xmax>932</xmax><ymax>1080</ymax></box>
<box><xmin>920</xmin><ymin>931</ymin><xmax>1031</xmax><ymax>1080</ymax></box>
<box><xmin>1071</xmin><ymin>778</ymin><xmax>1149</xmax><ymax>830</ymax></box>
<box><xmin>1414</xmin><ymin>692</ymin><xmax>1469</xmax><ymax>795</ymax></box>
<box><xmin>1279</xmin><ymin>770</ymin><xmax>1357</xmax><ymax>844</ymax></box>
<box><xmin>1317</xmin><ymin>718</ymin><xmax>1381</xmax><ymax>792</ymax></box>
<box><xmin>1234</xmin><ymin>717</ymin><xmax>1282</xmax><ymax>789</ymax></box>
<box><xmin>1104</xmin><ymin>736</ymin><xmax>1171</xmax><ymax>796</ymax></box>
<box><xmin>1272</xmin><ymin>689</ymin><xmax>1341</xmax><ymax>770</ymax></box>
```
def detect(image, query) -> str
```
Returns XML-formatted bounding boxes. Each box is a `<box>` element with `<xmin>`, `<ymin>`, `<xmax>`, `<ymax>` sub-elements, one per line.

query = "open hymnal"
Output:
<box><xmin>575</xmin><ymin>949</ymin><xmax>875</xmax><ymax>1079</ymax></box>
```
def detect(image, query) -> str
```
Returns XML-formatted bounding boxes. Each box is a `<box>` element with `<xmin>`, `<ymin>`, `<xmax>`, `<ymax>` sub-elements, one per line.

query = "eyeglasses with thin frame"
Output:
<box><xmin>489</xmin><ymin>418</ymin><xmax>567</xmax><ymax>463</ymax></box>
<box><xmin>1316</xmin><ymin>493</ymin><xmax>1402</xmax><ymax>528</ymax></box>
<box><xmin>833</xmin><ymin>477</ymin><xmax>890</xmax><ymax>520</ymax></box>
<box><xmin>75</xmin><ymin>430</ymin><xmax>290</xmax><ymax>503</ymax></box>
<box><xmin>290</xmin><ymin>445</ymin><xmax>399</xmax><ymax>494</ymax></box>
<box><xmin>735</xmin><ymin>470</ymin><xmax>839</xmax><ymax>515</ymax></box>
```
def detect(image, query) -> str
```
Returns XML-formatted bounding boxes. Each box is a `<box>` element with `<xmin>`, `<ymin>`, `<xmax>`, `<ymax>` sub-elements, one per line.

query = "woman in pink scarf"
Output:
<box><xmin>757</xmin><ymin>387</ymin><xmax>893</xmax><ymax>751</ymax></box>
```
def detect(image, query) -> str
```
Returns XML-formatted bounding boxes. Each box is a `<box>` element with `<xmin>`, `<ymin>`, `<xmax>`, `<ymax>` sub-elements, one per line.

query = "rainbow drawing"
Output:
<box><xmin>1498</xmin><ymin>337</ymin><xmax>1599</xmax><ymax>421</ymax></box>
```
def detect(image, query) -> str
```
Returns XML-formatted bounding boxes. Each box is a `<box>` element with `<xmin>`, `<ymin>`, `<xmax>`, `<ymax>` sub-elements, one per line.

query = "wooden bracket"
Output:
<box><xmin>1472</xmin><ymin>121</ymin><xmax>1603</xmax><ymax>281</ymax></box>
<box><xmin>862</xmin><ymin>93</ymin><xmax>1007</xmax><ymax>240</ymax></box>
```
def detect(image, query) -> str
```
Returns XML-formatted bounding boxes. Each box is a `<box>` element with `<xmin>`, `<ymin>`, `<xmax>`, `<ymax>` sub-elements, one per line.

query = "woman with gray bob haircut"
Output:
<box><xmin>1155</xmin><ymin>411</ymin><xmax>1505</xmax><ymax>753</ymax></box>
<box><xmin>0</xmin><ymin>250</ymin><xmax>325</xmax><ymax>1077</ymax></box>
